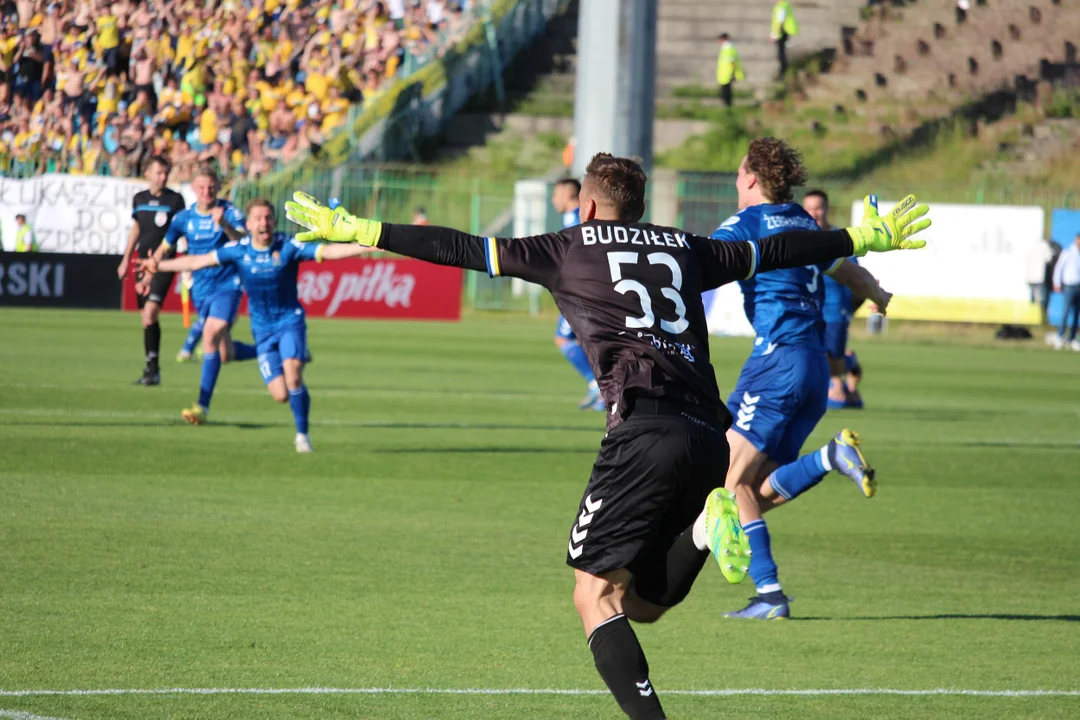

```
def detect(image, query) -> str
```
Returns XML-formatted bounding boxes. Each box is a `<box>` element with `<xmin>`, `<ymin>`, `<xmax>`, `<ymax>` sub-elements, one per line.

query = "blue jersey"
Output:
<box><xmin>214</xmin><ymin>233</ymin><xmax>320</xmax><ymax>337</ymax></box>
<box><xmin>823</xmin><ymin>255</ymin><xmax>857</xmax><ymax>323</ymax></box>
<box><xmin>711</xmin><ymin>203</ymin><xmax>842</xmax><ymax>356</ymax></box>
<box><xmin>562</xmin><ymin>208</ymin><xmax>580</xmax><ymax>228</ymax></box>
<box><xmin>164</xmin><ymin>199</ymin><xmax>246</xmax><ymax>300</ymax></box>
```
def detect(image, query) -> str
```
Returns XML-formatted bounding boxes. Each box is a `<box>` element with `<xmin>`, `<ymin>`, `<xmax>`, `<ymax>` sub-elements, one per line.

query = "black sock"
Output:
<box><xmin>144</xmin><ymin>323</ymin><xmax>161</xmax><ymax>369</ymax></box>
<box><xmin>588</xmin><ymin>614</ymin><xmax>666</xmax><ymax>720</ymax></box>
<box><xmin>632</xmin><ymin>526</ymin><xmax>709</xmax><ymax>608</ymax></box>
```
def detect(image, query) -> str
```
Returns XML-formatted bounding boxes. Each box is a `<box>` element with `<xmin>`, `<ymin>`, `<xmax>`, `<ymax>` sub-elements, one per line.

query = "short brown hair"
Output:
<box><xmin>246</xmin><ymin>198</ymin><xmax>275</xmax><ymax>216</ymax></box>
<box><xmin>583</xmin><ymin>153</ymin><xmax>647</xmax><ymax>221</ymax></box>
<box><xmin>745</xmin><ymin>137</ymin><xmax>808</xmax><ymax>204</ymax></box>
<box><xmin>144</xmin><ymin>155</ymin><xmax>170</xmax><ymax>174</ymax></box>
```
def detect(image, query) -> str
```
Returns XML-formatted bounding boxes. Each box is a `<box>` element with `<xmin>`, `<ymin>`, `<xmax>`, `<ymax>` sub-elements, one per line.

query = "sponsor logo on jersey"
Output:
<box><xmin>763</xmin><ymin>214</ymin><xmax>818</xmax><ymax>232</ymax></box>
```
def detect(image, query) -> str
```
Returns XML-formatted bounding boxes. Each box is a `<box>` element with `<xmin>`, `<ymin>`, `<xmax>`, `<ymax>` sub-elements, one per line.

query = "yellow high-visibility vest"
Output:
<box><xmin>771</xmin><ymin>1</ymin><xmax>799</xmax><ymax>38</ymax></box>
<box><xmin>15</xmin><ymin>224</ymin><xmax>38</xmax><ymax>252</ymax></box>
<box><xmin>717</xmin><ymin>42</ymin><xmax>745</xmax><ymax>85</ymax></box>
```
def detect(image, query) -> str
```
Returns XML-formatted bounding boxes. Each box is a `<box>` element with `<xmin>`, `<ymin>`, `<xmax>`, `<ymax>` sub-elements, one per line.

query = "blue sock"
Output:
<box><xmin>182</xmin><ymin>317</ymin><xmax>204</xmax><ymax>354</ymax></box>
<box><xmin>197</xmin><ymin>352</ymin><xmax>221</xmax><ymax>410</ymax></box>
<box><xmin>288</xmin><ymin>385</ymin><xmax>310</xmax><ymax>434</ymax></box>
<box><xmin>232</xmin><ymin>341</ymin><xmax>258</xmax><ymax>361</ymax></box>
<box><xmin>744</xmin><ymin>519</ymin><xmax>783</xmax><ymax>601</ymax></box>
<box><xmin>559</xmin><ymin>341</ymin><xmax>595</xmax><ymax>383</ymax></box>
<box><xmin>769</xmin><ymin>448</ymin><xmax>830</xmax><ymax>502</ymax></box>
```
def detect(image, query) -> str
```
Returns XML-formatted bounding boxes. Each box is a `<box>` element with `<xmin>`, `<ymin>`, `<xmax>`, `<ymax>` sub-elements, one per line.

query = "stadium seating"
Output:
<box><xmin>0</xmin><ymin>0</ymin><xmax>475</xmax><ymax>180</ymax></box>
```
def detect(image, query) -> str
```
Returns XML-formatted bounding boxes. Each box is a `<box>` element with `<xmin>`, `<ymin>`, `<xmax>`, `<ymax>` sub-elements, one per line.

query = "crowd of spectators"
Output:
<box><xmin>0</xmin><ymin>0</ymin><xmax>473</xmax><ymax>180</ymax></box>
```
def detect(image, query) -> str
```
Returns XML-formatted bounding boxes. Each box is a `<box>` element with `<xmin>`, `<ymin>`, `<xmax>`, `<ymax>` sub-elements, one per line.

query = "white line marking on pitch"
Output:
<box><xmin>0</xmin><ymin>710</ymin><xmax>76</xmax><ymax>720</ymax></box>
<box><xmin>0</xmin><ymin>687</ymin><xmax>1076</xmax><ymax>698</ymax></box>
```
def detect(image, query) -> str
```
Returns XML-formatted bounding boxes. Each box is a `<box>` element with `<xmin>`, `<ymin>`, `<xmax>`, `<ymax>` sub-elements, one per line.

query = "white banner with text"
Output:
<box><xmin>0</xmin><ymin>174</ymin><xmax>195</xmax><ymax>254</ymax></box>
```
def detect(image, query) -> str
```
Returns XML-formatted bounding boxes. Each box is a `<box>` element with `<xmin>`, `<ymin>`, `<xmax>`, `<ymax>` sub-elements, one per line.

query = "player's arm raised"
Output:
<box><xmin>285</xmin><ymin>192</ymin><xmax>561</xmax><ymax>286</ymax></box>
<box><xmin>695</xmin><ymin>194</ymin><xmax>931</xmax><ymax>290</ymax></box>
<box><xmin>827</xmin><ymin>259</ymin><xmax>891</xmax><ymax>314</ymax></box>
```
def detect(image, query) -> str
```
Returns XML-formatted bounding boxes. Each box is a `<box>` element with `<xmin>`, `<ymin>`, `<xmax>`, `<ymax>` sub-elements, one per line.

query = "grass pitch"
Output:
<box><xmin>2</xmin><ymin>309</ymin><xmax>1079</xmax><ymax>720</ymax></box>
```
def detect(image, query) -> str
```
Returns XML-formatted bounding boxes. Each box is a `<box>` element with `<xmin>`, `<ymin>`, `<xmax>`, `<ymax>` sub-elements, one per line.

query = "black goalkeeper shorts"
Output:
<box><xmin>566</xmin><ymin>398</ymin><xmax>730</xmax><ymax>580</ymax></box>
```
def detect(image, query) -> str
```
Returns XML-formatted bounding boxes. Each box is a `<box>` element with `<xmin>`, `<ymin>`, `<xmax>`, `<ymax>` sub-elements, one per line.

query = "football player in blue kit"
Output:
<box><xmin>551</xmin><ymin>178</ymin><xmax>604</xmax><ymax>411</ymax></box>
<box><xmin>804</xmin><ymin>190</ymin><xmax>874</xmax><ymax>409</ymax></box>
<box><xmin>148</xmin><ymin>163</ymin><xmax>259</xmax><ymax>425</ymax></box>
<box><xmin>142</xmin><ymin>198</ymin><xmax>372</xmax><ymax>452</ymax></box>
<box><xmin>711</xmin><ymin>139</ymin><xmax>894</xmax><ymax>620</ymax></box>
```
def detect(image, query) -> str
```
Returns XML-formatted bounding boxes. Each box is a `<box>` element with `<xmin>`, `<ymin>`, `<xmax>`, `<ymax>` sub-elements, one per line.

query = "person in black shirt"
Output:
<box><xmin>285</xmin><ymin>154</ymin><xmax>931</xmax><ymax>720</ymax></box>
<box><xmin>119</xmin><ymin>155</ymin><xmax>187</xmax><ymax>386</ymax></box>
<box><xmin>12</xmin><ymin>31</ymin><xmax>44</xmax><ymax>102</ymax></box>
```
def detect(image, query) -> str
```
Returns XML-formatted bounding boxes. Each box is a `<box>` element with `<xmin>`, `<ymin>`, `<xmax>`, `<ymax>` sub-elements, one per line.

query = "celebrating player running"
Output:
<box><xmin>285</xmin><ymin>153</ymin><xmax>930</xmax><ymax>720</ymax></box>
<box><xmin>140</xmin><ymin>199</ymin><xmax>373</xmax><ymax>452</ymax></box>
<box><xmin>711</xmin><ymin>138</ymin><xmax>899</xmax><ymax>620</ymax></box>
<box><xmin>147</xmin><ymin>163</ymin><xmax>260</xmax><ymax>425</ymax></box>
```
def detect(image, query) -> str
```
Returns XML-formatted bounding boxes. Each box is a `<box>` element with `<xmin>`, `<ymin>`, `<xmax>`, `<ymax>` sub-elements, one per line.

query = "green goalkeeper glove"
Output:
<box><xmin>284</xmin><ymin>192</ymin><xmax>383</xmax><ymax>246</ymax></box>
<box><xmin>845</xmin><ymin>194</ymin><xmax>931</xmax><ymax>256</ymax></box>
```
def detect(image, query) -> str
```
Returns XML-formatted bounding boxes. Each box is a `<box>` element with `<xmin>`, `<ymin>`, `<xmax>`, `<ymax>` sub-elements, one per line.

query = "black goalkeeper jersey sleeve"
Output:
<box><xmin>378</xmin><ymin>221</ymin><xmax>855</xmax><ymax>429</ymax></box>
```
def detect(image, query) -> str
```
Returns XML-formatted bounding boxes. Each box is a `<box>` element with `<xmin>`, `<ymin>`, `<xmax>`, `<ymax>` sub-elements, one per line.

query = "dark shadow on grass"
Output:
<box><xmin>6</xmin><ymin>420</ymin><xmax>274</xmax><ymax>430</ymax></box>
<box><xmin>374</xmin><ymin>447</ymin><xmax>595</xmax><ymax>454</ymax></box>
<box><xmin>795</xmin><ymin>614</ymin><xmax>1080</xmax><ymax>622</ymax></box>
<box><xmin>344</xmin><ymin>422</ymin><xmax>601</xmax><ymax>433</ymax></box>
<box><xmin>961</xmin><ymin>441</ymin><xmax>1080</xmax><ymax>451</ymax></box>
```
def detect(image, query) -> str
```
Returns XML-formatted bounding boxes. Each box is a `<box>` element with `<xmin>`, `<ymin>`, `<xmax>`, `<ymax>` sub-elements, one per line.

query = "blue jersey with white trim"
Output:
<box><xmin>710</xmin><ymin>203</ymin><xmax>839</xmax><ymax>355</ymax></box>
<box><xmin>562</xmin><ymin>208</ymin><xmax>580</xmax><ymax>228</ymax></box>
<box><xmin>164</xmin><ymin>199</ymin><xmax>246</xmax><ymax>299</ymax></box>
<box><xmin>214</xmin><ymin>233</ymin><xmax>320</xmax><ymax>336</ymax></box>
<box><xmin>823</xmin><ymin>254</ymin><xmax>857</xmax><ymax>323</ymax></box>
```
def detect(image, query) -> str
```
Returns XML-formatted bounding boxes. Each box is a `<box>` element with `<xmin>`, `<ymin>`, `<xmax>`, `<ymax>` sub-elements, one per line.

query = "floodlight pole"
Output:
<box><xmin>572</xmin><ymin>0</ymin><xmax>657</xmax><ymax>179</ymax></box>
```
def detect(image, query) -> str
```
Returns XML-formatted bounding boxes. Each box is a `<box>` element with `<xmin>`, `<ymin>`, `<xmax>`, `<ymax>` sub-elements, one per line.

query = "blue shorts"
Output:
<box><xmin>555</xmin><ymin>314</ymin><xmax>576</xmax><ymax>341</ymax></box>
<box><xmin>726</xmin><ymin>345</ymin><xmax>830</xmax><ymax>466</ymax></box>
<box><xmin>256</xmin><ymin>325</ymin><xmax>307</xmax><ymax>384</ymax></box>
<box><xmin>197</xmin><ymin>289</ymin><xmax>243</xmax><ymax>326</ymax></box>
<box><xmin>823</xmin><ymin>319</ymin><xmax>849</xmax><ymax>360</ymax></box>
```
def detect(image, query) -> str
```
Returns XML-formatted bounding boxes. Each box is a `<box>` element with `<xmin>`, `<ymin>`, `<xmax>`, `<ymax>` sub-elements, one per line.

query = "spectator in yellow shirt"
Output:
<box><xmin>95</xmin><ymin>8</ymin><xmax>121</xmax><ymax>76</ymax></box>
<box><xmin>199</xmin><ymin>102</ymin><xmax>218</xmax><ymax>147</ymax></box>
<box><xmin>320</xmin><ymin>85</ymin><xmax>349</xmax><ymax>134</ymax></box>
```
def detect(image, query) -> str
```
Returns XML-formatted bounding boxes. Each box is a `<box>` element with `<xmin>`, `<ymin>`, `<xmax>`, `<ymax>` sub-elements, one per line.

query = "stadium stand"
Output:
<box><xmin>0</xmin><ymin>0</ymin><xmax>475</xmax><ymax>179</ymax></box>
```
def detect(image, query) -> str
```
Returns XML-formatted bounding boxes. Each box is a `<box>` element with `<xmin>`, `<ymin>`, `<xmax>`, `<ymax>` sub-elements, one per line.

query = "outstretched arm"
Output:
<box><xmin>697</xmin><ymin>194</ymin><xmax>931</xmax><ymax>290</ymax></box>
<box><xmin>142</xmin><ymin>252</ymin><xmax>220</xmax><ymax>274</ymax></box>
<box><xmin>316</xmin><ymin>243</ymin><xmax>378</xmax><ymax>261</ymax></box>
<box><xmin>284</xmin><ymin>193</ymin><xmax>563</xmax><ymax>286</ymax></box>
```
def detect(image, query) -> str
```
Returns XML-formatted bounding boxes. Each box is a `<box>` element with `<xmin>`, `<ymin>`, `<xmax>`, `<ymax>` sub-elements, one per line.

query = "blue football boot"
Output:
<box><xmin>722</xmin><ymin>595</ymin><xmax>791</xmax><ymax>620</ymax></box>
<box><xmin>579</xmin><ymin>382</ymin><xmax>601</xmax><ymax>410</ymax></box>
<box><xmin>829</xmin><ymin>429</ymin><xmax>876</xmax><ymax>498</ymax></box>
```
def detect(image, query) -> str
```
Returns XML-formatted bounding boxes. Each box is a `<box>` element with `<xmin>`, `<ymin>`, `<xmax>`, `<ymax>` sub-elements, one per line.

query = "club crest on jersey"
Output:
<box><xmin>272</xmin><ymin>251</ymin><xmax>281</xmax><ymax>266</ymax></box>
<box><xmin>154</xmin><ymin>212</ymin><xmax>167</xmax><ymax>227</ymax></box>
